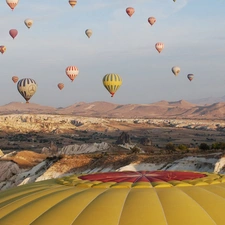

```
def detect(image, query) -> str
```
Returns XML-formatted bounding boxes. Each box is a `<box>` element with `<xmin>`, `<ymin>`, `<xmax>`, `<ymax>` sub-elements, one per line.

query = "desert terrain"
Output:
<box><xmin>1</xmin><ymin>100</ymin><xmax>225</xmax><ymax>191</ymax></box>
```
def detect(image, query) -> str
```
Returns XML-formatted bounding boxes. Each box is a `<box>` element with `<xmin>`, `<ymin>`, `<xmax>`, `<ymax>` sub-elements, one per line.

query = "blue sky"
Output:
<box><xmin>0</xmin><ymin>0</ymin><xmax>225</xmax><ymax>107</ymax></box>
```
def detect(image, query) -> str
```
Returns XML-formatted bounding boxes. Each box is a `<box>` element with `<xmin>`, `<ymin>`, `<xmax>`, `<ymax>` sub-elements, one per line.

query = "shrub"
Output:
<box><xmin>211</xmin><ymin>142</ymin><xmax>225</xmax><ymax>150</ymax></box>
<box><xmin>165</xmin><ymin>142</ymin><xmax>176</xmax><ymax>151</ymax></box>
<box><xmin>177</xmin><ymin>144</ymin><xmax>188</xmax><ymax>151</ymax></box>
<box><xmin>199</xmin><ymin>143</ymin><xmax>210</xmax><ymax>150</ymax></box>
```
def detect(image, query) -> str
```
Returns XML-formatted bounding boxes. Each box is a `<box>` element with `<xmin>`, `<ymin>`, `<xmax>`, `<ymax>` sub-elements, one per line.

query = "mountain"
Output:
<box><xmin>0</xmin><ymin>102</ymin><xmax>56</xmax><ymax>114</ymax></box>
<box><xmin>188</xmin><ymin>96</ymin><xmax>225</xmax><ymax>105</ymax></box>
<box><xmin>0</xmin><ymin>100</ymin><xmax>224</xmax><ymax>119</ymax></box>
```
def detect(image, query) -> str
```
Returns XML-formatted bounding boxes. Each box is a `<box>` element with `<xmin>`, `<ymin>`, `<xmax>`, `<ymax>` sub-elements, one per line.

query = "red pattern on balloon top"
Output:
<box><xmin>79</xmin><ymin>171</ymin><xmax>206</xmax><ymax>183</ymax></box>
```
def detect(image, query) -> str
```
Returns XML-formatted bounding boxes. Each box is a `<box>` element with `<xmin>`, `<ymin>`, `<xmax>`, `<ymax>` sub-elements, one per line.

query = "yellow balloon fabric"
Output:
<box><xmin>102</xmin><ymin>73</ymin><xmax>122</xmax><ymax>97</ymax></box>
<box><xmin>1</xmin><ymin>171</ymin><xmax>225</xmax><ymax>225</ymax></box>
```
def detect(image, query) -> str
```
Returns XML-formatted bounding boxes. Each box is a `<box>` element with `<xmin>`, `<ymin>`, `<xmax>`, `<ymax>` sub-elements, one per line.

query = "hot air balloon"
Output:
<box><xmin>58</xmin><ymin>83</ymin><xmax>64</xmax><ymax>90</ymax></box>
<box><xmin>126</xmin><ymin>7</ymin><xmax>135</xmax><ymax>17</ymax></box>
<box><xmin>85</xmin><ymin>29</ymin><xmax>93</xmax><ymax>38</ymax></box>
<box><xmin>17</xmin><ymin>78</ymin><xmax>37</xmax><ymax>103</ymax></box>
<box><xmin>0</xmin><ymin>46</ymin><xmax>6</xmax><ymax>54</ymax></box>
<box><xmin>12</xmin><ymin>76</ymin><xmax>19</xmax><ymax>83</ymax></box>
<box><xmin>173</xmin><ymin>0</ymin><xmax>176</xmax><ymax>2</ymax></box>
<box><xmin>103</xmin><ymin>73</ymin><xmax>122</xmax><ymax>97</ymax></box>
<box><xmin>155</xmin><ymin>42</ymin><xmax>164</xmax><ymax>53</ymax></box>
<box><xmin>24</xmin><ymin>19</ymin><xmax>33</xmax><ymax>29</ymax></box>
<box><xmin>148</xmin><ymin>17</ymin><xmax>156</xmax><ymax>26</ymax></box>
<box><xmin>6</xmin><ymin>0</ymin><xmax>19</xmax><ymax>11</ymax></box>
<box><xmin>2</xmin><ymin>171</ymin><xmax>225</xmax><ymax>225</ymax></box>
<box><xmin>9</xmin><ymin>29</ymin><xmax>18</xmax><ymax>39</ymax></box>
<box><xmin>65</xmin><ymin>66</ymin><xmax>79</xmax><ymax>82</ymax></box>
<box><xmin>172</xmin><ymin>66</ymin><xmax>180</xmax><ymax>76</ymax></box>
<box><xmin>187</xmin><ymin>74</ymin><xmax>194</xmax><ymax>81</ymax></box>
<box><xmin>69</xmin><ymin>0</ymin><xmax>77</xmax><ymax>7</ymax></box>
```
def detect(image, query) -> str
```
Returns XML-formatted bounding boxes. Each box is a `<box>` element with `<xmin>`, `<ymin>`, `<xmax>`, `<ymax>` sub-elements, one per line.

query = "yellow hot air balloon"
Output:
<box><xmin>24</xmin><ymin>19</ymin><xmax>33</xmax><ymax>29</ymax></box>
<box><xmin>17</xmin><ymin>78</ymin><xmax>37</xmax><ymax>103</ymax></box>
<box><xmin>1</xmin><ymin>171</ymin><xmax>225</xmax><ymax>224</ymax></box>
<box><xmin>103</xmin><ymin>73</ymin><xmax>122</xmax><ymax>97</ymax></box>
<box><xmin>69</xmin><ymin>0</ymin><xmax>77</xmax><ymax>7</ymax></box>
<box><xmin>85</xmin><ymin>29</ymin><xmax>93</xmax><ymax>38</ymax></box>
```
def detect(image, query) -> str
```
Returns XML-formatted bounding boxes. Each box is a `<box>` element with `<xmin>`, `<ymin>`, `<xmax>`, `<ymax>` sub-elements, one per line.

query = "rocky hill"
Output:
<box><xmin>1</xmin><ymin>144</ymin><xmax>225</xmax><ymax>192</ymax></box>
<box><xmin>0</xmin><ymin>100</ymin><xmax>225</xmax><ymax>119</ymax></box>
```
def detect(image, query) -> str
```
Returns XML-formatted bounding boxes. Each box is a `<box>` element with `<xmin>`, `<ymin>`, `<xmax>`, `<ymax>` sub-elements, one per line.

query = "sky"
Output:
<box><xmin>0</xmin><ymin>0</ymin><xmax>225</xmax><ymax>107</ymax></box>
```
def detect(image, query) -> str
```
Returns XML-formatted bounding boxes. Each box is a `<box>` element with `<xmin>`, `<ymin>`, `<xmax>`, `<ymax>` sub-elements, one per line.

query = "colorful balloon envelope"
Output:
<box><xmin>171</xmin><ymin>66</ymin><xmax>180</xmax><ymax>76</ymax></box>
<box><xmin>58</xmin><ymin>83</ymin><xmax>64</xmax><ymax>90</ymax></box>
<box><xmin>65</xmin><ymin>66</ymin><xmax>79</xmax><ymax>82</ymax></box>
<box><xmin>85</xmin><ymin>29</ymin><xmax>93</xmax><ymax>38</ymax></box>
<box><xmin>2</xmin><ymin>171</ymin><xmax>225</xmax><ymax>224</ymax></box>
<box><xmin>148</xmin><ymin>17</ymin><xmax>156</xmax><ymax>26</ymax></box>
<box><xmin>126</xmin><ymin>7</ymin><xmax>135</xmax><ymax>17</ymax></box>
<box><xmin>103</xmin><ymin>73</ymin><xmax>122</xmax><ymax>97</ymax></box>
<box><xmin>155</xmin><ymin>42</ymin><xmax>164</xmax><ymax>53</ymax></box>
<box><xmin>69</xmin><ymin>0</ymin><xmax>77</xmax><ymax>7</ymax></box>
<box><xmin>12</xmin><ymin>76</ymin><xmax>19</xmax><ymax>83</ymax></box>
<box><xmin>0</xmin><ymin>46</ymin><xmax>6</xmax><ymax>54</ymax></box>
<box><xmin>9</xmin><ymin>29</ymin><xmax>18</xmax><ymax>39</ymax></box>
<box><xmin>187</xmin><ymin>74</ymin><xmax>194</xmax><ymax>81</ymax></box>
<box><xmin>17</xmin><ymin>78</ymin><xmax>37</xmax><ymax>103</ymax></box>
<box><xmin>6</xmin><ymin>0</ymin><xmax>19</xmax><ymax>10</ymax></box>
<box><xmin>24</xmin><ymin>19</ymin><xmax>33</xmax><ymax>29</ymax></box>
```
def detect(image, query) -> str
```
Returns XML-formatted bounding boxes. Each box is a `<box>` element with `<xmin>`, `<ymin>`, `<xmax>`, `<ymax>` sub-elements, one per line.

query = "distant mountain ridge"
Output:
<box><xmin>188</xmin><ymin>96</ymin><xmax>225</xmax><ymax>105</ymax></box>
<box><xmin>0</xmin><ymin>99</ymin><xmax>225</xmax><ymax>119</ymax></box>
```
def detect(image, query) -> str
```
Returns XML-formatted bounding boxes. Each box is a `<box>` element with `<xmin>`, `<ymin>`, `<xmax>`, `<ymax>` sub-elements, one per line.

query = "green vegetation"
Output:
<box><xmin>199</xmin><ymin>143</ymin><xmax>210</xmax><ymax>150</ymax></box>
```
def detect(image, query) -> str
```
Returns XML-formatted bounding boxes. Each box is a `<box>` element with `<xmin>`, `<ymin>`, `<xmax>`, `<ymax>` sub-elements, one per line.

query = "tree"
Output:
<box><xmin>199</xmin><ymin>143</ymin><xmax>210</xmax><ymax>150</ymax></box>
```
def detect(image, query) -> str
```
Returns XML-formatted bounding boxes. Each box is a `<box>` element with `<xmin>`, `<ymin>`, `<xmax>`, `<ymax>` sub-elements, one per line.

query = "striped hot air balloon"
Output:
<box><xmin>102</xmin><ymin>73</ymin><xmax>122</xmax><ymax>97</ymax></box>
<box><xmin>65</xmin><ymin>66</ymin><xmax>79</xmax><ymax>82</ymax></box>
<box><xmin>69</xmin><ymin>0</ymin><xmax>77</xmax><ymax>8</ymax></box>
<box><xmin>6</xmin><ymin>0</ymin><xmax>19</xmax><ymax>11</ymax></box>
<box><xmin>2</xmin><ymin>171</ymin><xmax>225</xmax><ymax>224</ymax></box>
<box><xmin>17</xmin><ymin>78</ymin><xmax>37</xmax><ymax>103</ymax></box>
<box><xmin>155</xmin><ymin>42</ymin><xmax>164</xmax><ymax>53</ymax></box>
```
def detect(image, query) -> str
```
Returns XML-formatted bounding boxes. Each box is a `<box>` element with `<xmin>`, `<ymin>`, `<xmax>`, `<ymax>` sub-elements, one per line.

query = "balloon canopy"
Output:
<box><xmin>1</xmin><ymin>171</ymin><xmax>225</xmax><ymax>225</ymax></box>
<box><xmin>12</xmin><ymin>76</ymin><xmax>19</xmax><ymax>83</ymax></box>
<box><xmin>0</xmin><ymin>46</ymin><xmax>6</xmax><ymax>54</ymax></box>
<box><xmin>24</xmin><ymin>19</ymin><xmax>33</xmax><ymax>29</ymax></box>
<box><xmin>69</xmin><ymin>0</ymin><xmax>77</xmax><ymax>8</ymax></box>
<box><xmin>103</xmin><ymin>73</ymin><xmax>122</xmax><ymax>97</ymax></box>
<box><xmin>17</xmin><ymin>78</ymin><xmax>37</xmax><ymax>103</ymax></box>
<box><xmin>9</xmin><ymin>29</ymin><xmax>18</xmax><ymax>39</ymax></box>
<box><xmin>172</xmin><ymin>66</ymin><xmax>180</xmax><ymax>76</ymax></box>
<box><xmin>6</xmin><ymin>0</ymin><xmax>19</xmax><ymax>11</ymax></box>
<box><xmin>65</xmin><ymin>66</ymin><xmax>79</xmax><ymax>82</ymax></box>
<box><xmin>126</xmin><ymin>7</ymin><xmax>135</xmax><ymax>17</ymax></box>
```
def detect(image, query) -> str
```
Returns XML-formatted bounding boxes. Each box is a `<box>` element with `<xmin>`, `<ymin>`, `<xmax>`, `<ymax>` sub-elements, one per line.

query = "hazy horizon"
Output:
<box><xmin>1</xmin><ymin>0</ymin><xmax>225</xmax><ymax>107</ymax></box>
